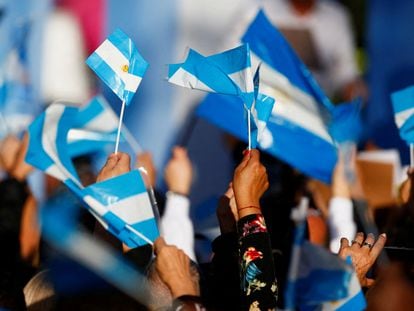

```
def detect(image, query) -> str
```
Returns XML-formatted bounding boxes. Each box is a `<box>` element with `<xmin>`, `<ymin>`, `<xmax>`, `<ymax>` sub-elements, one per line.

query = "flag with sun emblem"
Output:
<box><xmin>86</xmin><ymin>28</ymin><xmax>148</xmax><ymax>105</ymax></box>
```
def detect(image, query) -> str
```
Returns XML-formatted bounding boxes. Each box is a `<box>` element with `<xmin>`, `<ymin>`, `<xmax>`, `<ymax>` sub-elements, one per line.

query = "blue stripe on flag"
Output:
<box><xmin>26</xmin><ymin>112</ymin><xmax>55</xmax><ymax>172</ymax></box>
<box><xmin>75</xmin><ymin>97</ymin><xmax>107</xmax><ymax>128</ymax></box>
<box><xmin>176</xmin><ymin>49</ymin><xmax>243</xmax><ymax>96</ymax></box>
<box><xmin>82</xmin><ymin>170</ymin><xmax>147</xmax><ymax>205</ymax></box>
<box><xmin>391</xmin><ymin>85</ymin><xmax>414</xmax><ymax>144</ymax></box>
<box><xmin>242</xmin><ymin>10</ymin><xmax>333</xmax><ymax>110</ymax></box>
<box><xmin>329</xmin><ymin>99</ymin><xmax>362</xmax><ymax>144</ymax></box>
<box><xmin>108</xmin><ymin>29</ymin><xmax>148</xmax><ymax>78</ymax></box>
<box><xmin>206</xmin><ymin>44</ymin><xmax>251</xmax><ymax>75</ymax></box>
<box><xmin>196</xmin><ymin>93</ymin><xmax>336</xmax><ymax>183</ymax></box>
<box><xmin>336</xmin><ymin>290</ymin><xmax>366</xmax><ymax>311</ymax></box>
<box><xmin>391</xmin><ymin>86</ymin><xmax>414</xmax><ymax>114</ymax></box>
<box><xmin>168</xmin><ymin>44</ymin><xmax>254</xmax><ymax>107</ymax></box>
<box><xmin>55</xmin><ymin>107</ymin><xmax>81</xmax><ymax>180</ymax></box>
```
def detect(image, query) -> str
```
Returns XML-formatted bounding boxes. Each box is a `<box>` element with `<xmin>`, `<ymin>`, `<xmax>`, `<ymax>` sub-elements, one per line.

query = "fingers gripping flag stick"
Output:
<box><xmin>391</xmin><ymin>86</ymin><xmax>414</xmax><ymax>167</ymax></box>
<box><xmin>26</xmin><ymin>104</ymin><xmax>159</xmax><ymax>247</ymax></box>
<box><xmin>86</xmin><ymin>29</ymin><xmax>148</xmax><ymax>153</ymax></box>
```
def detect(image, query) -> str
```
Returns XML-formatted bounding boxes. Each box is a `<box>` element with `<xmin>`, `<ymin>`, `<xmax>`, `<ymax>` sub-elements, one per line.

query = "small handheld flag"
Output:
<box><xmin>197</xmin><ymin>11</ymin><xmax>337</xmax><ymax>183</ymax></box>
<box><xmin>86</xmin><ymin>29</ymin><xmax>148</xmax><ymax>153</ymax></box>
<box><xmin>26</xmin><ymin>103</ymin><xmax>159</xmax><ymax>247</ymax></box>
<box><xmin>168</xmin><ymin>44</ymin><xmax>265</xmax><ymax>149</ymax></box>
<box><xmin>391</xmin><ymin>86</ymin><xmax>414</xmax><ymax>167</ymax></box>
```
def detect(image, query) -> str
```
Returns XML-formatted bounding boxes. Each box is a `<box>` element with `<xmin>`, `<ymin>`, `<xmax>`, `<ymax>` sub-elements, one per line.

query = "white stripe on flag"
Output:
<box><xmin>83</xmin><ymin>109</ymin><xmax>119</xmax><ymax>133</ymax></box>
<box><xmin>251</xmin><ymin>55</ymin><xmax>332</xmax><ymax>143</ymax></box>
<box><xmin>395</xmin><ymin>107</ymin><xmax>414</xmax><ymax>128</ymax></box>
<box><xmin>108</xmin><ymin>192</ymin><xmax>153</xmax><ymax>225</ymax></box>
<box><xmin>84</xmin><ymin>195</ymin><xmax>110</xmax><ymax>217</ymax></box>
<box><xmin>45</xmin><ymin>163</ymin><xmax>70</xmax><ymax>182</ymax></box>
<box><xmin>67</xmin><ymin>129</ymin><xmax>114</xmax><ymax>143</ymax></box>
<box><xmin>168</xmin><ymin>67</ymin><xmax>215</xmax><ymax>92</ymax></box>
<box><xmin>42</xmin><ymin>106</ymin><xmax>83</xmax><ymax>187</ymax></box>
<box><xmin>228</xmin><ymin>68</ymin><xmax>254</xmax><ymax>93</ymax></box>
<box><xmin>94</xmin><ymin>40</ymin><xmax>142</xmax><ymax>92</ymax></box>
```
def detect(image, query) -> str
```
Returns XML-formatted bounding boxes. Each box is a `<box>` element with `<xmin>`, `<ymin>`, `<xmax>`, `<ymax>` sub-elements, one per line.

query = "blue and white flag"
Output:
<box><xmin>391</xmin><ymin>85</ymin><xmax>414</xmax><ymax>144</ymax></box>
<box><xmin>83</xmin><ymin>170</ymin><xmax>159</xmax><ymax>247</ymax></box>
<box><xmin>68</xmin><ymin>96</ymin><xmax>121</xmax><ymax>157</ymax></box>
<box><xmin>26</xmin><ymin>103</ymin><xmax>159</xmax><ymax>247</ymax></box>
<box><xmin>329</xmin><ymin>99</ymin><xmax>363</xmax><ymax>145</ymax></box>
<box><xmin>67</xmin><ymin>96</ymin><xmax>142</xmax><ymax>156</ymax></box>
<box><xmin>41</xmin><ymin>189</ymin><xmax>150</xmax><ymax>302</ymax></box>
<box><xmin>197</xmin><ymin>10</ymin><xmax>337</xmax><ymax>183</ymax></box>
<box><xmin>250</xmin><ymin>65</ymin><xmax>275</xmax><ymax>148</ymax></box>
<box><xmin>322</xmin><ymin>257</ymin><xmax>366</xmax><ymax>311</ymax></box>
<box><xmin>168</xmin><ymin>44</ymin><xmax>254</xmax><ymax>108</ymax></box>
<box><xmin>86</xmin><ymin>29</ymin><xmax>149</xmax><ymax>105</ymax></box>
<box><xmin>285</xmin><ymin>198</ymin><xmax>365</xmax><ymax>310</ymax></box>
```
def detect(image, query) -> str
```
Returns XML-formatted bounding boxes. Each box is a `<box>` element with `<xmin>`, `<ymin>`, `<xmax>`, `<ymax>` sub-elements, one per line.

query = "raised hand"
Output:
<box><xmin>338</xmin><ymin>232</ymin><xmax>387</xmax><ymax>287</ymax></box>
<box><xmin>233</xmin><ymin>149</ymin><xmax>268</xmax><ymax>218</ymax></box>
<box><xmin>97</xmin><ymin>152</ymin><xmax>131</xmax><ymax>182</ymax></box>
<box><xmin>153</xmin><ymin>237</ymin><xmax>199</xmax><ymax>298</ymax></box>
<box><xmin>164</xmin><ymin>146</ymin><xmax>193</xmax><ymax>196</ymax></box>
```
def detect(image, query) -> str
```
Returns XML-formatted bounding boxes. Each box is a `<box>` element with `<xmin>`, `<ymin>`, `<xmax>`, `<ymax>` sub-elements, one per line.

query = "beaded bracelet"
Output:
<box><xmin>238</xmin><ymin>205</ymin><xmax>261</xmax><ymax>212</ymax></box>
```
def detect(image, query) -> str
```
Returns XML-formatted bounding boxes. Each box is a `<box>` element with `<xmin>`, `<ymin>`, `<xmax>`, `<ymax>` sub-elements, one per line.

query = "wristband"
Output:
<box><xmin>238</xmin><ymin>205</ymin><xmax>261</xmax><ymax>212</ymax></box>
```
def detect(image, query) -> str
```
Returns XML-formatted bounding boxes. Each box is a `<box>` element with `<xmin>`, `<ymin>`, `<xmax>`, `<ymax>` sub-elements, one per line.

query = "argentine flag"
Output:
<box><xmin>168</xmin><ymin>44</ymin><xmax>255</xmax><ymax>108</ymax></box>
<box><xmin>250</xmin><ymin>65</ymin><xmax>275</xmax><ymax>148</ymax></box>
<box><xmin>285</xmin><ymin>199</ymin><xmax>366</xmax><ymax>310</ymax></box>
<box><xmin>68</xmin><ymin>96</ymin><xmax>120</xmax><ymax>157</ymax></box>
<box><xmin>26</xmin><ymin>104</ymin><xmax>159</xmax><ymax>247</ymax></box>
<box><xmin>391</xmin><ymin>85</ymin><xmax>414</xmax><ymax>144</ymax></box>
<box><xmin>86</xmin><ymin>29</ymin><xmax>149</xmax><ymax>105</ymax></box>
<box><xmin>197</xmin><ymin>10</ymin><xmax>338</xmax><ymax>183</ymax></box>
<box><xmin>41</xmin><ymin>190</ymin><xmax>149</xmax><ymax>301</ymax></box>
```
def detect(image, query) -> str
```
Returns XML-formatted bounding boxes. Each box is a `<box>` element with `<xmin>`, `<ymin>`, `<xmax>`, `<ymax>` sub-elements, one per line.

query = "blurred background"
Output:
<box><xmin>1</xmin><ymin>0</ymin><xmax>414</xmax><ymax>260</ymax></box>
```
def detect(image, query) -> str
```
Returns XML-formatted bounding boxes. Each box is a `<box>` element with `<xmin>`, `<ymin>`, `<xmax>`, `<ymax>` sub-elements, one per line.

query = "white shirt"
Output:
<box><xmin>160</xmin><ymin>191</ymin><xmax>196</xmax><ymax>261</ymax></box>
<box><xmin>328</xmin><ymin>197</ymin><xmax>356</xmax><ymax>253</ymax></box>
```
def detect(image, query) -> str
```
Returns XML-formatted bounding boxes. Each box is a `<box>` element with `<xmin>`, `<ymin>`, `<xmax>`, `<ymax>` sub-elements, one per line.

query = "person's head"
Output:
<box><xmin>145</xmin><ymin>257</ymin><xmax>200</xmax><ymax>310</ymax></box>
<box><xmin>24</xmin><ymin>270</ymin><xmax>56</xmax><ymax>311</ymax></box>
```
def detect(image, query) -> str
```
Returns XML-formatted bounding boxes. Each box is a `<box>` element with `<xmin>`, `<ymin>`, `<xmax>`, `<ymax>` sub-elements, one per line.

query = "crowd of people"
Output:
<box><xmin>1</xmin><ymin>1</ymin><xmax>414</xmax><ymax>310</ymax></box>
<box><xmin>0</xmin><ymin>128</ymin><xmax>413</xmax><ymax>310</ymax></box>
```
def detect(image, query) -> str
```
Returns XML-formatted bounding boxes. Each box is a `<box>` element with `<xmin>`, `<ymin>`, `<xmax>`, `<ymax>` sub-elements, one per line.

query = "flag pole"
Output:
<box><xmin>247</xmin><ymin>108</ymin><xmax>251</xmax><ymax>150</ymax></box>
<box><xmin>114</xmin><ymin>100</ymin><xmax>126</xmax><ymax>154</ymax></box>
<box><xmin>410</xmin><ymin>143</ymin><xmax>414</xmax><ymax>168</ymax></box>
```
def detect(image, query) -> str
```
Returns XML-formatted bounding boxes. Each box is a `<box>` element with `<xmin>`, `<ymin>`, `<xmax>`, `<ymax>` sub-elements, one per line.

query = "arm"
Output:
<box><xmin>153</xmin><ymin>237</ymin><xmax>204</xmax><ymax>311</ymax></box>
<box><xmin>328</xmin><ymin>151</ymin><xmax>357</xmax><ymax>253</ymax></box>
<box><xmin>160</xmin><ymin>147</ymin><xmax>196</xmax><ymax>261</ymax></box>
<box><xmin>233</xmin><ymin>150</ymin><xmax>277</xmax><ymax>310</ymax></box>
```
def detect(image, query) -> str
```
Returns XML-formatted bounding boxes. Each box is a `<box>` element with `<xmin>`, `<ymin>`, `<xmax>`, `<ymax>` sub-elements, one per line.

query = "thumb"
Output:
<box><xmin>154</xmin><ymin>237</ymin><xmax>167</xmax><ymax>255</ymax></box>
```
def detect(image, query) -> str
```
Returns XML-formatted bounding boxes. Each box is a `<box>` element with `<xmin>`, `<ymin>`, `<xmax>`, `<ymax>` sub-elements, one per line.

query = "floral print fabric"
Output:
<box><xmin>238</xmin><ymin>214</ymin><xmax>278</xmax><ymax>311</ymax></box>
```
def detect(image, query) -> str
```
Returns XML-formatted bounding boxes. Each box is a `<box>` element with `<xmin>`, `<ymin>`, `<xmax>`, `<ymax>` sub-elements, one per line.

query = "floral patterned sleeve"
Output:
<box><xmin>238</xmin><ymin>214</ymin><xmax>278</xmax><ymax>311</ymax></box>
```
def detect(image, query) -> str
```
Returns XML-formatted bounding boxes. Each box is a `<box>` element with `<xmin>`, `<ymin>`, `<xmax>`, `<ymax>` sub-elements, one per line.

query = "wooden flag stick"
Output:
<box><xmin>114</xmin><ymin>100</ymin><xmax>126</xmax><ymax>154</ymax></box>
